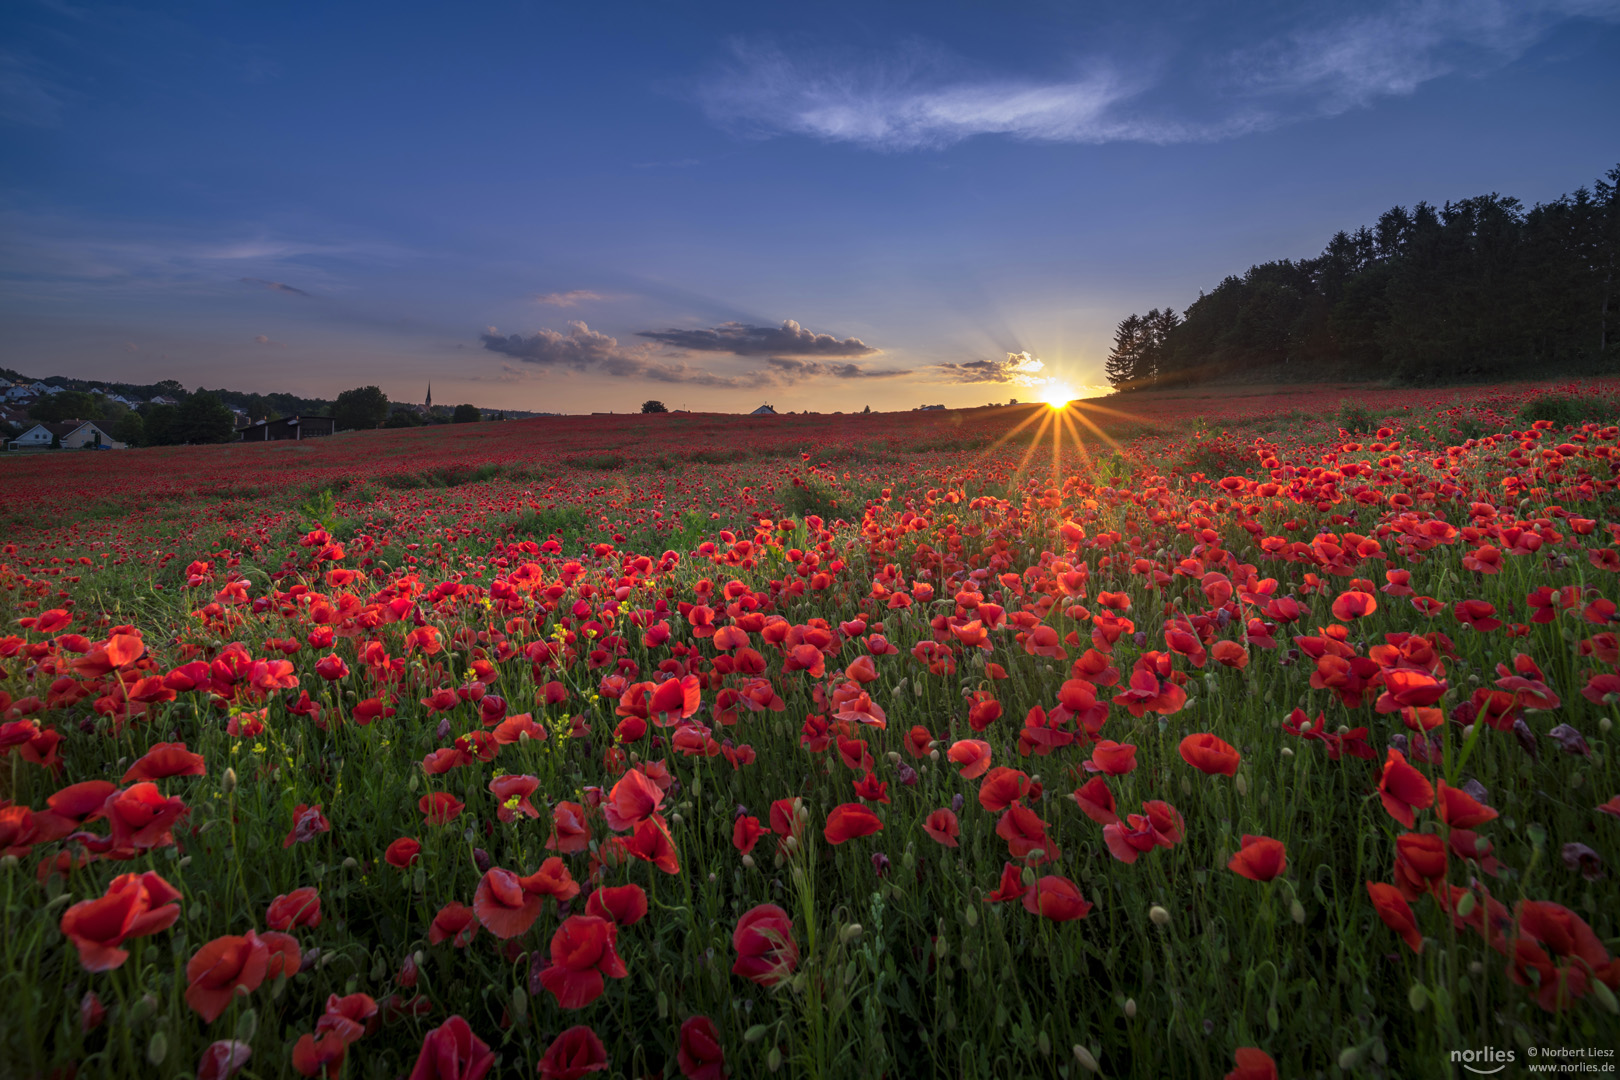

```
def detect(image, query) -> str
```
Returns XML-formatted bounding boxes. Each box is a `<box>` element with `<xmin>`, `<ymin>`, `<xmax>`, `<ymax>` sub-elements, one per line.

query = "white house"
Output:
<box><xmin>7</xmin><ymin>420</ymin><xmax>124</xmax><ymax>451</ymax></box>
<box><xmin>149</xmin><ymin>394</ymin><xmax>180</xmax><ymax>406</ymax></box>
<box><xmin>3</xmin><ymin>386</ymin><xmax>36</xmax><ymax>402</ymax></box>
<box><xmin>750</xmin><ymin>404</ymin><xmax>777</xmax><ymax>415</ymax></box>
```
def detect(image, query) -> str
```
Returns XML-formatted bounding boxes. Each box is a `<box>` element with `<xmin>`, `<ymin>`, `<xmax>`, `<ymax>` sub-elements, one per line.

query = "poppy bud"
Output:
<box><xmin>221</xmin><ymin>768</ymin><xmax>237</xmax><ymax>795</ymax></box>
<box><xmin>1280</xmin><ymin>747</ymin><xmax>1294</xmax><ymax>758</ymax></box>
<box><xmin>472</xmin><ymin>848</ymin><xmax>492</xmax><ymax>873</ymax></box>
<box><xmin>1602</xmin><ymin>717</ymin><xmax>1613</xmax><ymax>734</ymax></box>
<box><xmin>0</xmin><ymin>855</ymin><xmax>17</xmax><ymax>872</ymax></box>
<box><xmin>1020</xmin><ymin>866</ymin><xmax>1036</xmax><ymax>887</ymax></box>
<box><xmin>929</xmin><ymin>749</ymin><xmax>940</xmax><ymax>763</ymax></box>
<box><xmin>1234</xmin><ymin>774</ymin><xmax>1249</xmax><ymax>797</ymax></box>
<box><xmin>1456</xmin><ymin>892</ymin><xmax>1477</xmax><ymax>917</ymax></box>
<box><xmin>147</xmin><ymin>1031</ymin><xmax>167</xmax><ymax>1066</ymax></box>
<box><xmin>1468</xmin><ymin>961</ymin><xmax>1484</xmax><ymax>976</ymax></box>
<box><xmin>784</xmin><ymin>836</ymin><xmax>799</xmax><ymax>854</ymax></box>
<box><xmin>1338</xmin><ymin>1046</ymin><xmax>1361</xmax><ymax>1070</ymax></box>
<box><xmin>840</xmin><ymin>923</ymin><xmax>863</xmax><ymax>944</ymax></box>
<box><xmin>1290</xmin><ymin>900</ymin><xmax>1305</xmax><ymax>924</ymax></box>
<box><xmin>1073</xmin><ymin>1046</ymin><xmax>1100</xmax><ymax>1073</ymax></box>
<box><xmin>1408</xmin><ymin>984</ymin><xmax>1427</xmax><ymax>1012</ymax></box>
<box><xmin>1124</xmin><ymin>998</ymin><xmax>1136</xmax><ymax>1018</ymax></box>
<box><xmin>342</xmin><ymin>856</ymin><xmax>358</xmax><ymax>870</ymax></box>
<box><xmin>742</xmin><ymin>854</ymin><xmax>755</xmax><ymax>869</ymax></box>
<box><xmin>887</xmin><ymin>752</ymin><xmax>900</xmax><ymax>765</ymax></box>
<box><xmin>767</xmin><ymin>1046</ymin><xmax>783</xmax><ymax>1072</ymax></box>
<box><xmin>1149</xmin><ymin>906</ymin><xmax>1170</xmax><ymax>926</ymax></box>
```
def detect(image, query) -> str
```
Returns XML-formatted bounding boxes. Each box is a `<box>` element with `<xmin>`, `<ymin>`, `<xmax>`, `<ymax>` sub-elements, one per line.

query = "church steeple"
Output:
<box><xmin>425</xmin><ymin>382</ymin><xmax>432</xmax><ymax>410</ymax></box>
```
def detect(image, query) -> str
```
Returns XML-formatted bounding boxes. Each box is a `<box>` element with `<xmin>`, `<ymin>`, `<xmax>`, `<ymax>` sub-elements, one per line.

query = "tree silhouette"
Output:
<box><xmin>641</xmin><ymin>400</ymin><xmax>669</xmax><ymax>414</ymax></box>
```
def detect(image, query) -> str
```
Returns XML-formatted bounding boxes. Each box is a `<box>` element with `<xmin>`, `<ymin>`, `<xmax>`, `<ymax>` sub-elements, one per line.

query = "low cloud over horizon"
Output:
<box><xmin>479</xmin><ymin>319</ymin><xmax>905</xmax><ymax>388</ymax></box>
<box><xmin>636</xmin><ymin>319</ymin><xmax>878</xmax><ymax>357</ymax></box>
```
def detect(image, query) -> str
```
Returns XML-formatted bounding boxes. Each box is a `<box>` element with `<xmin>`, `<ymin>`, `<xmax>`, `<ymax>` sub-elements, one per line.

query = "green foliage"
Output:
<box><xmin>452</xmin><ymin>403</ymin><xmax>482</xmax><ymax>424</ymax></box>
<box><xmin>175</xmin><ymin>391</ymin><xmax>236</xmax><ymax>444</ymax></box>
<box><xmin>567</xmin><ymin>453</ymin><xmax>626</xmax><ymax>470</ymax></box>
<box><xmin>139</xmin><ymin>402</ymin><xmax>180</xmax><ymax>445</ymax></box>
<box><xmin>641</xmin><ymin>399</ymin><xmax>669</xmax><ymax>414</ymax></box>
<box><xmin>297</xmin><ymin>487</ymin><xmax>343</xmax><ymax>532</ymax></box>
<box><xmin>1517</xmin><ymin>394</ymin><xmax>1618</xmax><ymax>428</ymax></box>
<box><xmin>112</xmin><ymin>410</ymin><xmax>145</xmax><ymax>447</ymax></box>
<box><xmin>1111</xmin><ymin>163</ymin><xmax>1620</xmax><ymax>386</ymax></box>
<box><xmin>1336</xmin><ymin>399</ymin><xmax>1382</xmax><ymax>433</ymax></box>
<box><xmin>332</xmin><ymin>385</ymin><xmax>390</xmax><ymax>431</ymax></box>
<box><xmin>29</xmin><ymin>390</ymin><xmax>98</xmax><ymax>423</ymax></box>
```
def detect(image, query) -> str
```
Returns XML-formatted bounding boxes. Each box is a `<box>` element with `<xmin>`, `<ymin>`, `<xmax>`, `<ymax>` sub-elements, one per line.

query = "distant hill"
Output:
<box><xmin>1103</xmin><ymin>163</ymin><xmax>1620</xmax><ymax>390</ymax></box>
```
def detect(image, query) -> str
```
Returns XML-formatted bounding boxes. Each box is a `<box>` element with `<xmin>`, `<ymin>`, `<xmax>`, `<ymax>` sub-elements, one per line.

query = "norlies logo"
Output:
<box><xmin>1452</xmin><ymin>1047</ymin><xmax>1518</xmax><ymax>1075</ymax></box>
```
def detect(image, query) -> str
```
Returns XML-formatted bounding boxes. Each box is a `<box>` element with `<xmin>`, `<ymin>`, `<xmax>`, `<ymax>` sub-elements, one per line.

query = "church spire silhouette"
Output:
<box><xmin>425</xmin><ymin>382</ymin><xmax>432</xmax><ymax>410</ymax></box>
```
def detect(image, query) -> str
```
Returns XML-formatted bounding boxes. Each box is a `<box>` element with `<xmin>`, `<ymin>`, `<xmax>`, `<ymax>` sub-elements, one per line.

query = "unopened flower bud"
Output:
<box><xmin>221</xmin><ymin>768</ymin><xmax>237</xmax><ymax>795</ymax></box>
<box><xmin>1149</xmin><ymin>905</ymin><xmax>1170</xmax><ymax>926</ymax></box>
<box><xmin>1073</xmin><ymin>1045</ymin><xmax>1100</xmax><ymax>1073</ymax></box>
<box><xmin>1124</xmin><ymin>998</ymin><xmax>1137</xmax><ymax>1018</ymax></box>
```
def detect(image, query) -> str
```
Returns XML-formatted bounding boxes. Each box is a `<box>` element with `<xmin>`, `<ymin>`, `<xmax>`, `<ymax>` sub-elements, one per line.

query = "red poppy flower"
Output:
<box><xmin>1225</xmin><ymin>1048</ymin><xmax>1278</xmax><ymax>1080</ymax></box>
<box><xmin>59</xmin><ymin>871</ymin><xmax>182</xmax><ymax>971</ymax></box>
<box><xmin>585</xmin><ymin>884</ymin><xmax>648</xmax><ymax>926</ymax></box>
<box><xmin>1435</xmin><ymin>780</ymin><xmax>1497</xmax><ymax>829</ymax></box>
<box><xmin>538</xmin><ymin>915</ymin><xmax>627</xmax><ymax>1009</ymax></box>
<box><xmin>1178</xmin><ymin>733</ymin><xmax>1240</xmax><ymax>776</ymax></box>
<box><xmin>1021</xmin><ymin>875</ymin><xmax>1092</xmax><ymax>921</ymax></box>
<box><xmin>267</xmin><ymin>886</ymin><xmax>321</xmax><ymax>930</ymax></box>
<box><xmin>1367</xmin><ymin>882</ymin><xmax>1424</xmax><ymax>953</ymax></box>
<box><xmin>197</xmin><ymin>1040</ymin><xmax>252</xmax><ymax>1080</ymax></box>
<box><xmin>420</xmin><ymin>792</ymin><xmax>465</xmax><ymax>826</ymax></box>
<box><xmin>291</xmin><ymin>1031</ymin><xmax>348</xmax><ymax>1078</ymax></box>
<box><xmin>624</xmin><ymin>817</ymin><xmax>680</xmax><ymax>874</ymax></box>
<box><xmin>677</xmin><ymin>1015</ymin><xmax>725</xmax><ymax>1080</ymax></box>
<box><xmin>314</xmin><ymin>655</ymin><xmax>349</xmax><ymax>681</ymax></box>
<box><xmin>284</xmin><ymin>803</ymin><xmax>331</xmax><ymax>848</ymax></box>
<box><xmin>733</xmin><ymin>814</ymin><xmax>762</xmax><ymax>854</ymax></box>
<box><xmin>386</xmin><ymin>837</ymin><xmax>422</xmax><ymax>868</ymax></box>
<box><xmin>1085</xmin><ymin>740</ymin><xmax>1137</xmax><ymax>776</ymax></box>
<box><xmin>1330</xmin><ymin>590</ymin><xmax>1378</xmax><ymax>621</ymax></box>
<box><xmin>823</xmin><ymin>802</ymin><xmax>883</xmax><ymax>844</ymax></box>
<box><xmin>186</xmin><ymin>930</ymin><xmax>271</xmax><ymax>1022</ymax></box>
<box><xmin>732</xmin><ymin>903</ymin><xmax>798</xmax><ymax>987</ymax></box>
<box><xmin>603</xmin><ymin>768</ymin><xmax>665</xmax><ymax>832</ymax></box>
<box><xmin>1392</xmin><ymin>832</ymin><xmax>1447</xmax><ymax>900</ymax></box>
<box><xmin>489</xmin><ymin>774</ymin><xmax>540</xmax><ymax>822</ymax></box>
<box><xmin>121</xmin><ymin>742</ymin><xmax>206</xmax><ymax>783</ymax></box>
<box><xmin>1377</xmin><ymin>749</ymin><xmax>1434</xmax><ymax>827</ymax></box>
<box><xmin>315</xmin><ymin>992</ymin><xmax>378</xmax><ymax>1043</ymax></box>
<box><xmin>1073</xmin><ymin>777</ymin><xmax>1119</xmax><ymax>826</ymax></box>
<box><xmin>261</xmin><ymin>931</ymin><xmax>303</xmax><ymax>979</ymax></box>
<box><xmin>407</xmin><ymin>1015</ymin><xmax>495</xmax><ymax>1080</ymax></box>
<box><xmin>473</xmin><ymin>868</ymin><xmax>542</xmax><ymax>939</ymax></box>
<box><xmin>978</xmin><ymin>766</ymin><xmax>1032</xmax><ymax>812</ymax></box>
<box><xmin>983</xmin><ymin>862</ymin><xmax>1028</xmax><ymax>903</ymax></box>
<box><xmin>547</xmin><ymin>801</ymin><xmax>590</xmax><ymax>853</ymax></box>
<box><xmin>429</xmin><ymin>902</ymin><xmax>479</xmax><ymax>948</ymax></box>
<box><xmin>922</xmin><ymin>808</ymin><xmax>960</xmax><ymax>847</ymax></box>
<box><xmin>902</xmin><ymin>725</ymin><xmax>934</xmax><ymax>759</ymax></box>
<box><xmin>519</xmin><ymin>856</ymin><xmax>581</xmax><ymax>902</ymax></box>
<box><xmin>996</xmin><ymin>803</ymin><xmax>1056</xmax><ymax>862</ymax></box>
<box><xmin>538</xmin><ymin>1025</ymin><xmax>609</xmax><ymax>1080</ymax></box>
<box><xmin>106</xmin><ymin>782</ymin><xmax>188</xmax><ymax>851</ymax></box>
<box><xmin>947</xmin><ymin>739</ymin><xmax>992</xmax><ymax>779</ymax></box>
<box><xmin>1227</xmin><ymin>835</ymin><xmax>1287</xmax><ymax>882</ymax></box>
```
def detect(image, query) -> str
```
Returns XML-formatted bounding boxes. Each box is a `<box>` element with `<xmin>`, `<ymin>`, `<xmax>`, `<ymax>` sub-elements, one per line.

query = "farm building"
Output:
<box><xmin>238</xmin><ymin>414</ymin><xmax>337</xmax><ymax>441</ymax></box>
<box><xmin>6</xmin><ymin>420</ymin><xmax>124</xmax><ymax>451</ymax></box>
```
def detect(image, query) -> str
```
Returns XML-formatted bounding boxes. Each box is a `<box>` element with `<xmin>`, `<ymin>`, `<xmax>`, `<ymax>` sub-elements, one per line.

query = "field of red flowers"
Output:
<box><xmin>2</xmin><ymin>379</ymin><xmax>1617</xmax><ymax>1079</ymax></box>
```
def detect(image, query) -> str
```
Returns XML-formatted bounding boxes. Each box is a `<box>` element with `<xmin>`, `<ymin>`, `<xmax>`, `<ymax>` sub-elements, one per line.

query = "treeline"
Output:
<box><xmin>1105</xmin><ymin>165</ymin><xmax>1620</xmax><ymax>388</ymax></box>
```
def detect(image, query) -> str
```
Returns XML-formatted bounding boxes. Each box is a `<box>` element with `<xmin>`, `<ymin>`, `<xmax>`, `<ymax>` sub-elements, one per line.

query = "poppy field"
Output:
<box><xmin>2</xmin><ymin>380</ymin><xmax>1618</xmax><ymax>1079</ymax></box>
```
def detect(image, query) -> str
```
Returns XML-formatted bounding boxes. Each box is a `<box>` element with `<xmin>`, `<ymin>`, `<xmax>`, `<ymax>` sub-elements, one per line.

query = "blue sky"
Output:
<box><xmin>2</xmin><ymin>0</ymin><xmax>1617</xmax><ymax>413</ymax></box>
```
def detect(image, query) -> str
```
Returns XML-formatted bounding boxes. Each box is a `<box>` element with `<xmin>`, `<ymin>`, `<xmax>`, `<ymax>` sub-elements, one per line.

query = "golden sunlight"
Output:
<box><xmin>1041</xmin><ymin>382</ymin><xmax>1076</xmax><ymax>409</ymax></box>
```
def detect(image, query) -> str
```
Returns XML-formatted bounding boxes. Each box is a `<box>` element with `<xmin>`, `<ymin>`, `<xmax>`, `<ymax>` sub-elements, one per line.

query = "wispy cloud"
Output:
<box><xmin>637</xmin><ymin>318</ymin><xmax>878</xmax><ymax>357</ymax></box>
<box><xmin>0</xmin><ymin>51</ymin><xmax>70</xmax><ymax>127</ymax></box>
<box><xmin>241</xmin><ymin>277</ymin><xmax>311</xmax><ymax>297</ymax></box>
<box><xmin>933</xmin><ymin>351</ymin><xmax>1047</xmax><ymax>385</ymax></box>
<box><xmin>532</xmin><ymin>289</ymin><xmax>607</xmax><ymax>307</ymax></box>
<box><xmin>697</xmin><ymin>4</ymin><xmax>1620</xmax><ymax>151</ymax></box>
<box><xmin>1233</xmin><ymin>0</ymin><xmax>1620</xmax><ymax>114</ymax></box>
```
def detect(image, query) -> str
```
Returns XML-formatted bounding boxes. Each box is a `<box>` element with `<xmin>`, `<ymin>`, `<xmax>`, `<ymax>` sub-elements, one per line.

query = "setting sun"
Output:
<box><xmin>1042</xmin><ymin>382</ymin><xmax>1075</xmax><ymax>408</ymax></box>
